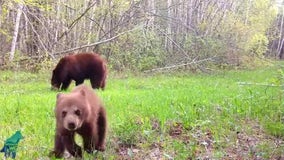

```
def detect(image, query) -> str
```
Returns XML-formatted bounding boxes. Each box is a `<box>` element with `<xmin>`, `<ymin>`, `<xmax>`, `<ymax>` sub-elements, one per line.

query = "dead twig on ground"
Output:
<box><xmin>143</xmin><ymin>56</ymin><xmax>217</xmax><ymax>73</ymax></box>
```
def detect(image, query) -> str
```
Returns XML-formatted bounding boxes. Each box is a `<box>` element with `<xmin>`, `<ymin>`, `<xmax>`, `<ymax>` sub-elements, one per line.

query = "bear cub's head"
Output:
<box><xmin>61</xmin><ymin>105</ymin><xmax>83</xmax><ymax>131</ymax></box>
<box><xmin>55</xmin><ymin>90</ymin><xmax>90</xmax><ymax>131</ymax></box>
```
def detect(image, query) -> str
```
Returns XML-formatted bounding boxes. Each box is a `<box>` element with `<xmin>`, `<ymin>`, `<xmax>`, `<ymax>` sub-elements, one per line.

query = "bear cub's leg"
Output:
<box><xmin>64</xmin><ymin>134</ymin><xmax>82</xmax><ymax>158</ymax></box>
<box><xmin>95</xmin><ymin>107</ymin><xmax>107</xmax><ymax>151</ymax></box>
<box><xmin>82</xmin><ymin>107</ymin><xmax>107</xmax><ymax>153</ymax></box>
<box><xmin>52</xmin><ymin>134</ymin><xmax>65</xmax><ymax>158</ymax></box>
<box><xmin>83</xmin><ymin>136</ymin><xmax>95</xmax><ymax>153</ymax></box>
<box><xmin>52</xmin><ymin>132</ymin><xmax>82</xmax><ymax>158</ymax></box>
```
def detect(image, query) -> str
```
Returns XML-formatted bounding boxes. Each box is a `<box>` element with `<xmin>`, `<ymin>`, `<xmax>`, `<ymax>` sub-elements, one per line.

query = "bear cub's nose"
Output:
<box><xmin>68</xmin><ymin>123</ymin><xmax>76</xmax><ymax>130</ymax></box>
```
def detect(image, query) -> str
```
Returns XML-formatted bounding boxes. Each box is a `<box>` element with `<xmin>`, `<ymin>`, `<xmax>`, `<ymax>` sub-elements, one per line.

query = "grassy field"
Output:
<box><xmin>0</xmin><ymin>64</ymin><xmax>283</xmax><ymax>159</ymax></box>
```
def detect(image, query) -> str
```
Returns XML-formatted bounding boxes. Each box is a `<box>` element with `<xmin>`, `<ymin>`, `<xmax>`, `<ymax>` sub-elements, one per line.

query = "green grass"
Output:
<box><xmin>0</xmin><ymin>64</ymin><xmax>283</xmax><ymax>159</ymax></box>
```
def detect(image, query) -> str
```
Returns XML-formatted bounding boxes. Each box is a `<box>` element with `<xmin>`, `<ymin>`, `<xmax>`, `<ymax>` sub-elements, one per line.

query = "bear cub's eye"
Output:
<box><xmin>75</xmin><ymin>109</ymin><xmax>81</xmax><ymax>116</ymax></box>
<box><xmin>62</xmin><ymin>111</ymin><xmax>67</xmax><ymax>118</ymax></box>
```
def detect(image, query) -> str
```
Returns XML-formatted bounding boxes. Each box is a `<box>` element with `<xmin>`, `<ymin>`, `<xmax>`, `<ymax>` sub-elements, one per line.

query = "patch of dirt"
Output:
<box><xmin>169</xmin><ymin>122</ymin><xmax>190</xmax><ymax>144</ymax></box>
<box><xmin>169</xmin><ymin>122</ymin><xmax>183</xmax><ymax>138</ymax></box>
<box><xmin>167</xmin><ymin>120</ymin><xmax>284</xmax><ymax>159</ymax></box>
<box><xmin>113</xmin><ymin>120</ymin><xmax>284</xmax><ymax>159</ymax></box>
<box><xmin>116</xmin><ymin>143</ymin><xmax>166</xmax><ymax>160</ymax></box>
<box><xmin>223</xmin><ymin>122</ymin><xmax>284</xmax><ymax>160</ymax></box>
<box><xmin>116</xmin><ymin>144</ymin><xmax>140</xmax><ymax>159</ymax></box>
<box><xmin>193</xmin><ymin>120</ymin><xmax>284</xmax><ymax>160</ymax></box>
<box><xmin>151</xmin><ymin>118</ymin><xmax>161</xmax><ymax>132</ymax></box>
<box><xmin>191</xmin><ymin>127</ymin><xmax>215</xmax><ymax>159</ymax></box>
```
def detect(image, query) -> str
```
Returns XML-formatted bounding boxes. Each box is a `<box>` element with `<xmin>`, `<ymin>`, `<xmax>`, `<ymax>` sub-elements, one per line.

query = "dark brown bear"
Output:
<box><xmin>51</xmin><ymin>84</ymin><xmax>107</xmax><ymax>158</ymax></box>
<box><xmin>51</xmin><ymin>53</ymin><xmax>107</xmax><ymax>90</ymax></box>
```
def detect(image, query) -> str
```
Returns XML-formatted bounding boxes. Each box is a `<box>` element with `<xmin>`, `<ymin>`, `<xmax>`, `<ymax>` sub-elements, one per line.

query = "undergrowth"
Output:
<box><xmin>0</xmin><ymin>63</ymin><xmax>283</xmax><ymax>159</ymax></box>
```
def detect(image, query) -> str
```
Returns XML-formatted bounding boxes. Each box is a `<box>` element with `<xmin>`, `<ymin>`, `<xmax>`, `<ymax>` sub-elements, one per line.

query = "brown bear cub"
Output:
<box><xmin>51</xmin><ymin>53</ymin><xmax>107</xmax><ymax>90</ymax></box>
<box><xmin>51</xmin><ymin>84</ymin><xmax>107</xmax><ymax>158</ymax></box>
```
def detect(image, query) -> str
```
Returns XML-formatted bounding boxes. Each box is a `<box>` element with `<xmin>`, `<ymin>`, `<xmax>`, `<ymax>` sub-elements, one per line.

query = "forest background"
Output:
<box><xmin>1</xmin><ymin>0</ymin><xmax>284</xmax><ymax>159</ymax></box>
<box><xmin>0</xmin><ymin>0</ymin><xmax>284</xmax><ymax>72</ymax></box>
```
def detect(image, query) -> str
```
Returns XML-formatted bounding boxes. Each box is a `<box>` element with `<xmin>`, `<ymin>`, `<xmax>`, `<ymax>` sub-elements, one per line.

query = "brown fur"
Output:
<box><xmin>51</xmin><ymin>53</ymin><xmax>107</xmax><ymax>90</ymax></box>
<box><xmin>51</xmin><ymin>84</ymin><xmax>107</xmax><ymax>158</ymax></box>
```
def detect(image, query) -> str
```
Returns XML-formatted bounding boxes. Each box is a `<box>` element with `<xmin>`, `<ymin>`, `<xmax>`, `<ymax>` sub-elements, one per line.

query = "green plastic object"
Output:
<box><xmin>0</xmin><ymin>131</ymin><xmax>23</xmax><ymax>159</ymax></box>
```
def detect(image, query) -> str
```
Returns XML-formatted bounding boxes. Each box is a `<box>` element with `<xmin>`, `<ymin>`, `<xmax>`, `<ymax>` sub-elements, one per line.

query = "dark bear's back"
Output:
<box><xmin>76</xmin><ymin>54</ymin><xmax>104</xmax><ymax>74</ymax></box>
<box><xmin>51</xmin><ymin>53</ymin><xmax>107</xmax><ymax>90</ymax></box>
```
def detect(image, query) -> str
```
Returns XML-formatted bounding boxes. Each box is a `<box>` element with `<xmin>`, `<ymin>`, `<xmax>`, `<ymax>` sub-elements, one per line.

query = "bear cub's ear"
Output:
<box><xmin>57</xmin><ymin>93</ymin><xmax>63</xmax><ymax>100</ymax></box>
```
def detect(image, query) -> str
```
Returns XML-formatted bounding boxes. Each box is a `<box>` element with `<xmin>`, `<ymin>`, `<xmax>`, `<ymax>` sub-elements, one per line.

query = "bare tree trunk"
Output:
<box><xmin>145</xmin><ymin>0</ymin><xmax>155</xmax><ymax>27</ymax></box>
<box><xmin>0</xmin><ymin>1</ymin><xmax>3</xmax><ymax>27</ymax></box>
<box><xmin>166</xmin><ymin>0</ymin><xmax>172</xmax><ymax>53</ymax></box>
<box><xmin>277</xmin><ymin>10</ymin><xmax>284</xmax><ymax>57</ymax></box>
<box><xmin>244</xmin><ymin>0</ymin><xmax>251</xmax><ymax>25</ymax></box>
<box><xmin>25</xmin><ymin>6</ymin><xmax>41</xmax><ymax>57</ymax></box>
<box><xmin>10</xmin><ymin>3</ymin><xmax>23</xmax><ymax>61</ymax></box>
<box><xmin>279</xmin><ymin>39</ymin><xmax>284</xmax><ymax>59</ymax></box>
<box><xmin>86</xmin><ymin>0</ymin><xmax>95</xmax><ymax>52</ymax></box>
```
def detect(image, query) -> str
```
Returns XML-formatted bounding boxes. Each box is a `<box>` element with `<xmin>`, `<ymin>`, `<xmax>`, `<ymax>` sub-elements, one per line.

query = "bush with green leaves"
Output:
<box><xmin>103</xmin><ymin>30</ymin><xmax>166</xmax><ymax>71</ymax></box>
<box><xmin>247</xmin><ymin>33</ymin><xmax>269</xmax><ymax>56</ymax></box>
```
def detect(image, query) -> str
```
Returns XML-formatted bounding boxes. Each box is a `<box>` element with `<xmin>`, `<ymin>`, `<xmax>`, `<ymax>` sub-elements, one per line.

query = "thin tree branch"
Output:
<box><xmin>238</xmin><ymin>82</ymin><xmax>283</xmax><ymax>87</ymax></box>
<box><xmin>22</xmin><ymin>8</ymin><xmax>53</xmax><ymax>59</ymax></box>
<box><xmin>54</xmin><ymin>1</ymin><xmax>97</xmax><ymax>44</ymax></box>
<box><xmin>154</xmin><ymin>24</ymin><xmax>191</xmax><ymax>60</ymax></box>
<box><xmin>53</xmin><ymin>26</ymin><xmax>142</xmax><ymax>55</ymax></box>
<box><xmin>143</xmin><ymin>56</ymin><xmax>217</xmax><ymax>73</ymax></box>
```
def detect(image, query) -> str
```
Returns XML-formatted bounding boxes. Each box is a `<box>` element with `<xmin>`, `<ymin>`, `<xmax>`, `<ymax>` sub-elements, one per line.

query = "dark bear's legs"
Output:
<box><xmin>64</xmin><ymin>133</ymin><xmax>82</xmax><ymax>158</ymax></box>
<box><xmin>90</xmin><ymin>76</ymin><xmax>105</xmax><ymax>90</ymax></box>
<box><xmin>61</xmin><ymin>79</ymin><xmax>72</xmax><ymax>90</ymax></box>
<box><xmin>98</xmin><ymin>74</ymin><xmax>106</xmax><ymax>90</ymax></box>
<box><xmin>90</xmin><ymin>78</ymin><xmax>99</xmax><ymax>89</ymax></box>
<box><xmin>95</xmin><ymin>107</ymin><xmax>107</xmax><ymax>151</ymax></box>
<box><xmin>75</xmin><ymin>79</ymin><xmax>84</xmax><ymax>86</ymax></box>
<box><xmin>101</xmin><ymin>70</ymin><xmax>107</xmax><ymax>90</ymax></box>
<box><xmin>100</xmin><ymin>79</ymin><xmax>106</xmax><ymax>90</ymax></box>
